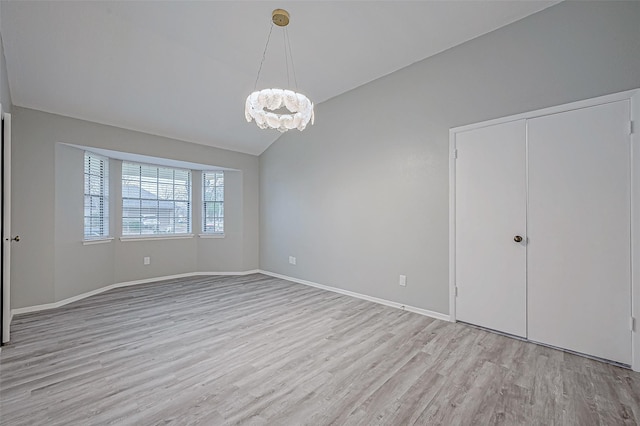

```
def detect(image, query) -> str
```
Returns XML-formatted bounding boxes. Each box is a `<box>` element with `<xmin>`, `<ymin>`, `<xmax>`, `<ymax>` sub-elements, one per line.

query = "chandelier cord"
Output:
<box><xmin>285</xmin><ymin>27</ymin><xmax>299</xmax><ymax>90</ymax></box>
<box><xmin>253</xmin><ymin>22</ymin><xmax>274</xmax><ymax>90</ymax></box>
<box><xmin>283</xmin><ymin>29</ymin><xmax>290</xmax><ymax>88</ymax></box>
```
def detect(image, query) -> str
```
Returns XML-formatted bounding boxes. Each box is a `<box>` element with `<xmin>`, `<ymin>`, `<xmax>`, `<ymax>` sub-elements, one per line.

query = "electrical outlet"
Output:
<box><xmin>289</xmin><ymin>256</ymin><xmax>296</xmax><ymax>265</ymax></box>
<box><xmin>144</xmin><ymin>256</ymin><xmax>151</xmax><ymax>265</ymax></box>
<box><xmin>399</xmin><ymin>275</ymin><xmax>407</xmax><ymax>286</ymax></box>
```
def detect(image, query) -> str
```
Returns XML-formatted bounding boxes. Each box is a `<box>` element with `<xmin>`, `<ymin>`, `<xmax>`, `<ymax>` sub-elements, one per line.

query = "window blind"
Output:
<box><xmin>122</xmin><ymin>162</ymin><xmax>191</xmax><ymax>236</ymax></box>
<box><xmin>203</xmin><ymin>171</ymin><xmax>224</xmax><ymax>234</ymax></box>
<box><xmin>84</xmin><ymin>152</ymin><xmax>109</xmax><ymax>239</ymax></box>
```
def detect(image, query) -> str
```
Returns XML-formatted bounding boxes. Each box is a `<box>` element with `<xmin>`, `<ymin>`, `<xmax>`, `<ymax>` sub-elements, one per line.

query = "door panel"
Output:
<box><xmin>455</xmin><ymin>120</ymin><xmax>527</xmax><ymax>337</ymax></box>
<box><xmin>527</xmin><ymin>100</ymin><xmax>631</xmax><ymax>364</ymax></box>
<box><xmin>1</xmin><ymin>111</ymin><xmax>10</xmax><ymax>344</ymax></box>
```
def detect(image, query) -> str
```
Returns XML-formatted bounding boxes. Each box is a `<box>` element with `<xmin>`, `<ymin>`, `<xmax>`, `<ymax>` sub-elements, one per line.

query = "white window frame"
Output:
<box><xmin>202</xmin><ymin>171</ymin><xmax>224</xmax><ymax>236</ymax></box>
<box><xmin>121</xmin><ymin>161</ymin><xmax>192</xmax><ymax>238</ymax></box>
<box><xmin>83</xmin><ymin>151</ymin><xmax>110</xmax><ymax>241</ymax></box>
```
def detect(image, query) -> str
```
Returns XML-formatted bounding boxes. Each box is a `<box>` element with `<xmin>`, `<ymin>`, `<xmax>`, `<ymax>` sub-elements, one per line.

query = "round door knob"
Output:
<box><xmin>11</xmin><ymin>236</ymin><xmax>20</xmax><ymax>242</ymax></box>
<box><xmin>514</xmin><ymin>235</ymin><xmax>523</xmax><ymax>243</ymax></box>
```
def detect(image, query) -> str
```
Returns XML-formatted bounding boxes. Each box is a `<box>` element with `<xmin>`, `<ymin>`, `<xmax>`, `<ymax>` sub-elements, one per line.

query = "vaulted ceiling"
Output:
<box><xmin>1</xmin><ymin>1</ymin><xmax>556</xmax><ymax>155</ymax></box>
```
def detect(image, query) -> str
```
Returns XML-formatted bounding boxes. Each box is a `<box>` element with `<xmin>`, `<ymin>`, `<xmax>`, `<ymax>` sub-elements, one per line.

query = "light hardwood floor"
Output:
<box><xmin>1</xmin><ymin>274</ymin><xmax>639</xmax><ymax>425</ymax></box>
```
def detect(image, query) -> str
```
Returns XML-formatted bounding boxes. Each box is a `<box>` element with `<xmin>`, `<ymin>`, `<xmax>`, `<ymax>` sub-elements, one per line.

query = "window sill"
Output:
<box><xmin>82</xmin><ymin>237</ymin><xmax>114</xmax><ymax>246</ymax></box>
<box><xmin>120</xmin><ymin>234</ymin><xmax>195</xmax><ymax>242</ymax></box>
<box><xmin>199</xmin><ymin>233</ymin><xmax>225</xmax><ymax>239</ymax></box>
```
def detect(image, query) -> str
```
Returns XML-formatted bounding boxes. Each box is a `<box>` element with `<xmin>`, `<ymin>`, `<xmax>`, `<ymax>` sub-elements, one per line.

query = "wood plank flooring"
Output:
<box><xmin>1</xmin><ymin>273</ymin><xmax>639</xmax><ymax>425</ymax></box>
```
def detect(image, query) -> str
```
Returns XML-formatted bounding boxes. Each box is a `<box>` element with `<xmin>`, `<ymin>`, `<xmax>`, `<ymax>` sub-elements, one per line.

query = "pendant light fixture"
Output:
<box><xmin>245</xmin><ymin>9</ymin><xmax>314</xmax><ymax>132</ymax></box>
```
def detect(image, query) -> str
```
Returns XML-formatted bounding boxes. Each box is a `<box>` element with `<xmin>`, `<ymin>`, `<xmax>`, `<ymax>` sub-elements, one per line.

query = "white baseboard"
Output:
<box><xmin>258</xmin><ymin>270</ymin><xmax>451</xmax><ymax>322</ymax></box>
<box><xmin>11</xmin><ymin>270</ymin><xmax>260</xmax><ymax>316</ymax></box>
<box><xmin>11</xmin><ymin>269</ymin><xmax>450</xmax><ymax>323</ymax></box>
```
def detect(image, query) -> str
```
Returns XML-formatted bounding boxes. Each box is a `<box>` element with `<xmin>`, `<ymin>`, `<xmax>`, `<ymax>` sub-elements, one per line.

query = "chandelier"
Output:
<box><xmin>245</xmin><ymin>9</ymin><xmax>314</xmax><ymax>132</ymax></box>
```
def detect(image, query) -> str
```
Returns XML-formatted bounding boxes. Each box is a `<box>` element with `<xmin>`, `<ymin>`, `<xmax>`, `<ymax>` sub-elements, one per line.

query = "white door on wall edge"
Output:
<box><xmin>527</xmin><ymin>100</ymin><xmax>631</xmax><ymax>365</ymax></box>
<box><xmin>1</xmin><ymin>109</ymin><xmax>11</xmax><ymax>344</ymax></box>
<box><xmin>455</xmin><ymin>119</ymin><xmax>527</xmax><ymax>338</ymax></box>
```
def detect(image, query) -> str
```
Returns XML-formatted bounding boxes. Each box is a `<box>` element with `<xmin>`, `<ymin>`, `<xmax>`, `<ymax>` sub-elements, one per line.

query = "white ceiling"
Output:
<box><xmin>1</xmin><ymin>1</ymin><xmax>557</xmax><ymax>155</ymax></box>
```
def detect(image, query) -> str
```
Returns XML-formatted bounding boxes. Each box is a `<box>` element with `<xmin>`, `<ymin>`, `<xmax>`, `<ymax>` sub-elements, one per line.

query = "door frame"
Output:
<box><xmin>449</xmin><ymin>88</ymin><xmax>640</xmax><ymax>371</ymax></box>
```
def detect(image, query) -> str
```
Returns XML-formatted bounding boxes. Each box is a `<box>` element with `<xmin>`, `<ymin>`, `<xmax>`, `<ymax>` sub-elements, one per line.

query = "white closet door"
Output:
<box><xmin>455</xmin><ymin>120</ymin><xmax>527</xmax><ymax>337</ymax></box>
<box><xmin>527</xmin><ymin>100</ymin><xmax>631</xmax><ymax>365</ymax></box>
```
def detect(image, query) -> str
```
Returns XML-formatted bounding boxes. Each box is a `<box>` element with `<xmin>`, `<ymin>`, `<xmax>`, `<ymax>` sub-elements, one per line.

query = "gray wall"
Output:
<box><xmin>259</xmin><ymin>1</ymin><xmax>640</xmax><ymax>315</ymax></box>
<box><xmin>0</xmin><ymin>0</ymin><xmax>12</xmax><ymax>112</ymax></box>
<box><xmin>13</xmin><ymin>107</ymin><xmax>259</xmax><ymax>308</ymax></box>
